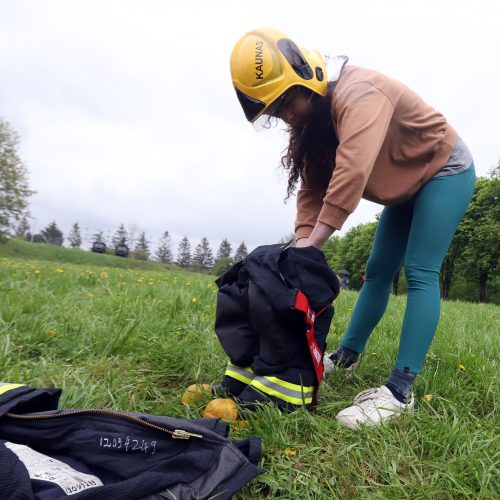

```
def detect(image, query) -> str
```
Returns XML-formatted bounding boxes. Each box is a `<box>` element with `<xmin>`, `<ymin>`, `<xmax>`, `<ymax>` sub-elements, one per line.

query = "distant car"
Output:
<box><xmin>115</xmin><ymin>244</ymin><xmax>129</xmax><ymax>257</ymax></box>
<box><xmin>91</xmin><ymin>241</ymin><xmax>107</xmax><ymax>254</ymax></box>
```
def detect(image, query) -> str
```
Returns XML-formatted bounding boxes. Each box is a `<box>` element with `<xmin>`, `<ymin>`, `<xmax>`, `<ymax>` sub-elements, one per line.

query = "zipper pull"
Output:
<box><xmin>172</xmin><ymin>429</ymin><xmax>204</xmax><ymax>440</ymax></box>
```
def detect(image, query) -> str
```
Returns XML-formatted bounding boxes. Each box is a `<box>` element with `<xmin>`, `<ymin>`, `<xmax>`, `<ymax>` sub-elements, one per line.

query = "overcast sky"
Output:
<box><xmin>1</xmin><ymin>0</ymin><xmax>499</xmax><ymax>254</ymax></box>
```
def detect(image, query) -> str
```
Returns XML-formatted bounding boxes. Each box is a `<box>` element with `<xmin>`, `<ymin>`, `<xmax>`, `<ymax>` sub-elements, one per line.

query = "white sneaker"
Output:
<box><xmin>336</xmin><ymin>385</ymin><xmax>414</xmax><ymax>430</ymax></box>
<box><xmin>323</xmin><ymin>352</ymin><xmax>358</xmax><ymax>376</ymax></box>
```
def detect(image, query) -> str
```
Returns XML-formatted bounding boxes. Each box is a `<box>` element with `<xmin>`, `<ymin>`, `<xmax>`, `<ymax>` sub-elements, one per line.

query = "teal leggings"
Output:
<box><xmin>341</xmin><ymin>164</ymin><xmax>476</xmax><ymax>373</ymax></box>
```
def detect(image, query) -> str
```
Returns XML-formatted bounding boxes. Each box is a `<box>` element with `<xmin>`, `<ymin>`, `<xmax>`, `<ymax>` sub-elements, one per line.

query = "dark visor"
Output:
<box><xmin>235</xmin><ymin>88</ymin><xmax>266</xmax><ymax>122</ymax></box>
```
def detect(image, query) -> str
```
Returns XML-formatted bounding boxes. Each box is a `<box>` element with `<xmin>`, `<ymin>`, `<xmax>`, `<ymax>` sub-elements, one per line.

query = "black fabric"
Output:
<box><xmin>214</xmin><ymin>262</ymin><xmax>259</xmax><ymax>367</ymax></box>
<box><xmin>0</xmin><ymin>443</ymin><xmax>35</xmax><ymax>500</ymax></box>
<box><xmin>0</xmin><ymin>386</ymin><xmax>61</xmax><ymax>417</ymax></box>
<box><xmin>215</xmin><ymin>243</ymin><xmax>339</xmax><ymax>403</ymax></box>
<box><xmin>0</xmin><ymin>386</ymin><xmax>262</xmax><ymax>500</ymax></box>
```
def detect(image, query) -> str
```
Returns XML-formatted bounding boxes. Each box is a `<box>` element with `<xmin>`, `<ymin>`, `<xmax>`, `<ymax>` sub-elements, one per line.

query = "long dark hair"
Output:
<box><xmin>281</xmin><ymin>82</ymin><xmax>338</xmax><ymax>200</ymax></box>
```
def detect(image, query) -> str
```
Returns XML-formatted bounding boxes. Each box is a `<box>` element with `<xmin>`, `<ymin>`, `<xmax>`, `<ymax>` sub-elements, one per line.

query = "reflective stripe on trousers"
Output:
<box><xmin>225</xmin><ymin>362</ymin><xmax>255</xmax><ymax>385</ymax></box>
<box><xmin>225</xmin><ymin>363</ymin><xmax>314</xmax><ymax>406</ymax></box>
<box><xmin>250</xmin><ymin>376</ymin><xmax>314</xmax><ymax>406</ymax></box>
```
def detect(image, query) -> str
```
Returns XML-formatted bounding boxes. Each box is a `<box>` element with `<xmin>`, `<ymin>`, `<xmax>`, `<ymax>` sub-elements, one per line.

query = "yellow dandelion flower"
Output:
<box><xmin>47</xmin><ymin>330</ymin><xmax>55</xmax><ymax>338</ymax></box>
<box><xmin>458</xmin><ymin>364</ymin><xmax>466</xmax><ymax>372</ymax></box>
<box><xmin>423</xmin><ymin>394</ymin><xmax>432</xmax><ymax>403</ymax></box>
<box><xmin>192</xmin><ymin>297</ymin><xmax>197</xmax><ymax>303</ymax></box>
<box><xmin>54</xmin><ymin>268</ymin><xmax>64</xmax><ymax>273</ymax></box>
<box><xmin>371</xmin><ymin>352</ymin><xmax>377</xmax><ymax>356</ymax></box>
<box><xmin>284</xmin><ymin>449</ymin><xmax>296</xmax><ymax>457</ymax></box>
<box><xmin>34</xmin><ymin>269</ymin><xmax>40</xmax><ymax>274</ymax></box>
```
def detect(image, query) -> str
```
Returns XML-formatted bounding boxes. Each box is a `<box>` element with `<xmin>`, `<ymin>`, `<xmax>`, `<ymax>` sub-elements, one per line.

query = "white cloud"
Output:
<box><xmin>1</xmin><ymin>0</ymin><xmax>499</xmax><ymax>255</ymax></box>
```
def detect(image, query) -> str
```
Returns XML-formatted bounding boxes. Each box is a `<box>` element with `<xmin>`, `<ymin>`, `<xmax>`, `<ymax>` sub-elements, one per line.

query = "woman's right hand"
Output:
<box><xmin>295</xmin><ymin>237</ymin><xmax>311</xmax><ymax>248</ymax></box>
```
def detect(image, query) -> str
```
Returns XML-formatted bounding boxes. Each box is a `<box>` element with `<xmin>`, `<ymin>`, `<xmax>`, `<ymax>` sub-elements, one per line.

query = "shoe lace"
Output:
<box><xmin>353</xmin><ymin>388</ymin><xmax>384</xmax><ymax>405</ymax></box>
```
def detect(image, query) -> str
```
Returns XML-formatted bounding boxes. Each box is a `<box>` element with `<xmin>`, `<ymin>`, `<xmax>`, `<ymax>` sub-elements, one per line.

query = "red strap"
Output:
<box><xmin>294</xmin><ymin>290</ymin><xmax>329</xmax><ymax>408</ymax></box>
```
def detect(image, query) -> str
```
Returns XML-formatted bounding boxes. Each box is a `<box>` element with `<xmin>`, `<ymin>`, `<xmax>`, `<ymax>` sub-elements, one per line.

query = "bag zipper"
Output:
<box><xmin>5</xmin><ymin>409</ymin><xmax>203</xmax><ymax>440</ymax></box>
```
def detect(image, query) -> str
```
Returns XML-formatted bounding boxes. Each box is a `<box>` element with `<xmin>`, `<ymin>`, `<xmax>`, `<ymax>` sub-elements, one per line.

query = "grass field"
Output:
<box><xmin>0</xmin><ymin>239</ymin><xmax>498</xmax><ymax>499</ymax></box>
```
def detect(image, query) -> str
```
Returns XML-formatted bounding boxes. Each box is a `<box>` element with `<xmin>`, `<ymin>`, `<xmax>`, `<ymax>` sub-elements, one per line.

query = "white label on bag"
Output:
<box><xmin>5</xmin><ymin>442</ymin><xmax>103</xmax><ymax>495</ymax></box>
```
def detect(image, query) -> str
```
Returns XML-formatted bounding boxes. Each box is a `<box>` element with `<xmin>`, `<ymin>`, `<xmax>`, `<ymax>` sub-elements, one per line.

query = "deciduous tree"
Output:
<box><xmin>0</xmin><ymin>119</ymin><xmax>34</xmax><ymax>240</ymax></box>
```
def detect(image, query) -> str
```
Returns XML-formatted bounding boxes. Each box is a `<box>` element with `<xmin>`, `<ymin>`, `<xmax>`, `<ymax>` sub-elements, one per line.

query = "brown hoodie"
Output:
<box><xmin>295</xmin><ymin>65</ymin><xmax>458</xmax><ymax>238</ymax></box>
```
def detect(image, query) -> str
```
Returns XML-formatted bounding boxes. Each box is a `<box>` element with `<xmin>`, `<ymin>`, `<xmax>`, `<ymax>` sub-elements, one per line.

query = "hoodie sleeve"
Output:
<box><xmin>317</xmin><ymin>81</ymin><xmax>394</xmax><ymax>230</ymax></box>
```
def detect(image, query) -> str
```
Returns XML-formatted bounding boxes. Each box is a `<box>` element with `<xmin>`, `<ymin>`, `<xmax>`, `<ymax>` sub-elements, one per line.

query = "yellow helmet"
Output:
<box><xmin>230</xmin><ymin>28</ymin><xmax>327</xmax><ymax>122</ymax></box>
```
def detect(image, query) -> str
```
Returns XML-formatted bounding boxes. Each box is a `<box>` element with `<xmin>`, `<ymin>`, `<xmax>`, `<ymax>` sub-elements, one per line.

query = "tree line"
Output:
<box><xmin>2</xmin><ymin>117</ymin><xmax>498</xmax><ymax>300</ymax></box>
<box><xmin>14</xmin><ymin>217</ymin><xmax>248</xmax><ymax>275</ymax></box>
<box><xmin>323</xmin><ymin>164</ymin><xmax>499</xmax><ymax>303</ymax></box>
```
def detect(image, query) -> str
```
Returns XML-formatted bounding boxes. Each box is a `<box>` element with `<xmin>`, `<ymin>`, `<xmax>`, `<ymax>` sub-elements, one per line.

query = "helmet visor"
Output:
<box><xmin>235</xmin><ymin>88</ymin><xmax>266</xmax><ymax>122</ymax></box>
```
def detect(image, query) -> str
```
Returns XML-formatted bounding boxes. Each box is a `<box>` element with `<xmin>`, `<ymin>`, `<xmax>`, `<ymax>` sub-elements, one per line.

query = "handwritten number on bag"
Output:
<box><xmin>99</xmin><ymin>436</ymin><xmax>157</xmax><ymax>455</ymax></box>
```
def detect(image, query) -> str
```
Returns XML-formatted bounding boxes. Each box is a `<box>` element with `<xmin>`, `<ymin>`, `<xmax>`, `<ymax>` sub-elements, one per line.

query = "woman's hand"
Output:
<box><xmin>295</xmin><ymin>238</ymin><xmax>311</xmax><ymax>248</ymax></box>
<box><xmin>296</xmin><ymin>221</ymin><xmax>336</xmax><ymax>249</ymax></box>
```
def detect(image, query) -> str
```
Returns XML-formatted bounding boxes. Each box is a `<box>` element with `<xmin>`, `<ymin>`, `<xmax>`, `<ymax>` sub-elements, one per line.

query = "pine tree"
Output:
<box><xmin>15</xmin><ymin>215</ymin><xmax>30</xmax><ymax>238</ymax></box>
<box><xmin>155</xmin><ymin>231</ymin><xmax>173</xmax><ymax>264</ymax></box>
<box><xmin>133</xmin><ymin>231</ymin><xmax>150</xmax><ymax>260</ymax></box>
<box><xmin>92</xmin><ymin>230</ymin><xmax>105</xmax><ymax>243</ymax></box>
<box><xmin>177</xmin><ymin>236</ymin><xmax>192</xmax><ymax>268</ymax></box>
<box><xmin>234</xmin><ymin>241</ymin><xmax>248</xmax><ymax>261</ymax></box>
<box><xmin>112</xmin><ymin>223</ymin><xmax>128</xmax><ymax>247</ymax></box>
<box><xmin>41</xmin><ymin>221</ymin><xmax>64</xmax><ymax>246</ymax></box>
<box><xmin>68</xmin><ymin>222</ymin><xmax>82</xmax><ymax>248</ymax></box>
<box><xmin>193</xmin><ymin>237</ymin><xmax>214</xmax><ymax>269</ymax></box>
<box><xmin>216</xmin><ymin>238</ymin><xmax>232</xmax><ymax>259</ymax></box>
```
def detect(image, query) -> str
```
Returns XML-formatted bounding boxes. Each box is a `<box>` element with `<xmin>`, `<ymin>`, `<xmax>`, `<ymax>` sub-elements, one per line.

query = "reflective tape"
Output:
<box><xmin>0</xmin><ymin>383</ymin><xmax>24</xmax><ymax>396</ymax></box>
<box><xmin>250</xmin><ymin>376</ymin><xmax>313</xmax><ymax>406</ymax></box>
<box><xmin>225</xmin><ymin>362</ymin><xmax>255</xmax><ymax>385</ymax></box>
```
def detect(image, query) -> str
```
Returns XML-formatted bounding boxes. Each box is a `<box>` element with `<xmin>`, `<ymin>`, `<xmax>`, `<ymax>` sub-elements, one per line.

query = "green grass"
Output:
<box><xmin>0</xmin><ymin>242</ymin><xmax>498</xmax><ymax>499</ymax></box>
<box><xmin>1</xmin><ymin>238</ymin><xmax>169</xmax><ymax>271</ymax></box>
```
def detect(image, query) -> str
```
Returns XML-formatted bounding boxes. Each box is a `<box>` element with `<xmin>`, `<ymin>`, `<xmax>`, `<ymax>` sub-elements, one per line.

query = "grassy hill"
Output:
<box><xmin>0</xmin><ymin>239</ymin><xmax>498</xmax><ymax>498</ymax></box>
<box><xmin>0</xmin><ymin>238</ymin><xmax>170</xmax><ymax>271</ymax></box>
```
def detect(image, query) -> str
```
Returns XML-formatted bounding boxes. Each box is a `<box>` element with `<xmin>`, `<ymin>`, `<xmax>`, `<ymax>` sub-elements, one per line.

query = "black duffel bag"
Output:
<box><xmin>0</xmin><ymin>382</ymin><xmax>261</xmax><ymax>500</ymax></box>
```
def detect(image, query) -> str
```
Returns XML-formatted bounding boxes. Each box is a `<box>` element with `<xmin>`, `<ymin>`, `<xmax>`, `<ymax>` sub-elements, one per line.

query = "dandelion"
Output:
<box><xmin>458</xmin><ymin>364</ymin><xmax>466</xmax><ymax>372</ymax></box>
<box><xmin>423</xmin><ymin>394</ymin><xmax>433</xmax><ymax>403</ymax></box>
<box><xmin>34</xmin><ymin>269</ymin><xmax>40</xmax><ymax>274</ymax></box>
<box><xmin>54</xmin><ymin>268</ymin><xmax>64</xmax><ymax>273</ymax></box>
<box><xmin>284</xmin><ymin>449</ymin><xmax>296</xmax><ymax>457</ymax></box>
<box><xmin>47</xmin><ymin>330</ymin><xmax>55</xmax><ymax>338</ymax></box>
<box><xmin>192</xmin><ymin>297</ymin><xmax>198</xmax><ymax>303</ymax></box>
<box><xmin>371</xmin><ymin>352</ymin><xmax>377</xmax><ymax>356</ymax></box>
